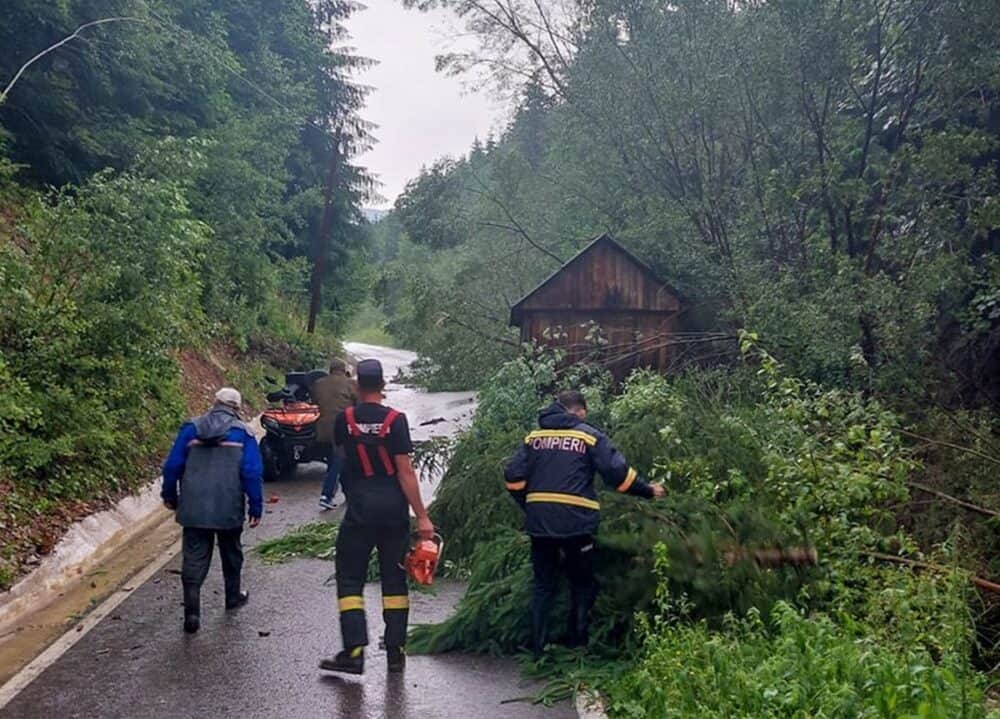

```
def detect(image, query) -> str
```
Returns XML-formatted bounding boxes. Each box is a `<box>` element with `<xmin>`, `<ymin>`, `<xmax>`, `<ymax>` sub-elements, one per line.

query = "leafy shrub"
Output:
<box><xmin>608</xmin><ymin>601</ymin><xmax>993</xmax><ymax>719</ymax></box>
<box><xmin>0</xmin><ymin>164</ymin><xmax>208</xmax><ymax>496</ymax></box>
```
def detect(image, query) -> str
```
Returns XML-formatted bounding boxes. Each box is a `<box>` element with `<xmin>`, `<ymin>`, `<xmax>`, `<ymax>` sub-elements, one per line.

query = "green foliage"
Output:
<box><xmin>0</xmin><ymin>1</ymin><xmax>372</xmax><ymax>586</ymax></box>
<box><xmin>409</xmin><ymin>350</ymin><xmax>993</xmax><ymax>713</ymax></box>
<box><xmin>386</xmin><ymin>3</ymin><xmax>999</xmax><ymax>705</ymax></box>
<box><xmin>0</xmin><ymin>159</ymin><xmax>207</xmax><ymax>494</ymax></box>
<box><xmin>0</xmin><ymin>0</ymin><xmax>373</xmax><ymax>339</ymax></box>
<box><xmin>345</xmin><ymin>300</ymin><xmax>398</xmax><ymax>347</ymax></box>
<box><xmin>256</xmin><ymin>520</ymin><xmax>340</xmax><ymax>563</ymax></box>
<box><xmin>388</xmin><ymin>0</ymin><xmax>1000</xmax><ymax>406</ymax></box>
<box><xmin>609</xmin><ymin>602</ymin><xmax>993</xmax><ymax>719</ymax></box>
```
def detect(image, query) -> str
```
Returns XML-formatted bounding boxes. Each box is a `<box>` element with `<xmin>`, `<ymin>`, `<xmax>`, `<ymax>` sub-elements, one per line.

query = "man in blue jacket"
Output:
<box><xmin>162</xmin><ymin>387</ymin><xmax>263</xmax><ymax>633</ymax></box>
<box><xmin>505</xmin><ymin>390</ymin><xmax>664</xmax><ymax>658</ymax></box>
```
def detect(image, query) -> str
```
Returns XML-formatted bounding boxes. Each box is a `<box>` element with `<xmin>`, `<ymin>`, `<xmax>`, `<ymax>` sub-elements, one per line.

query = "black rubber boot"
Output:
<box><xmin>183</xmin><ymin>583</ymin><xmax>200</xmax><ymax>634</ymax></box>
<box><xmin>387</xmin><ymin>646</ymin><xmax>406</xmax><ymax>673</ymax></box>
<box><xmin>225</xmin><ymin>590</ymin><xmax>249</xmax><ymax>610</ymax></box>
<box><xmin>319</xmin><ymin>647</ymin><xmax>365</xmax><ymax>675</ymax></box>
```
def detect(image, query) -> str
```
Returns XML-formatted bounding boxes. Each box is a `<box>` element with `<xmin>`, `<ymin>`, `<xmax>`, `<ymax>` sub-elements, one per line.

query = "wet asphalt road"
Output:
<box><xmin>1</xmin><ymin>466</ymin><xmax>574</xmax><ymax>719</ymax></box>
<box><xmin>3</xmin><ymin>345</ymin><xmax>574</xmax><ymax>719</ymax></box>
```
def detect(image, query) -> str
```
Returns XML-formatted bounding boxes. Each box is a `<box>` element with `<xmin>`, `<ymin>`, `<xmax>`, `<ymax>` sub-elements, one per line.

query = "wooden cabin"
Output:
<box><xmin>509</xmin><ymin>234</ymin><xmax>683</xmax><ymax>381</ymax></box>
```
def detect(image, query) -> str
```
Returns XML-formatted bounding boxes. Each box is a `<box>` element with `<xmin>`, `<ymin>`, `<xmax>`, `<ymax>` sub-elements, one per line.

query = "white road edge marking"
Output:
<box><xmin>0</xmin><ymin>537</ymin><xmax>183</xmax><ymax>710</ymax></box>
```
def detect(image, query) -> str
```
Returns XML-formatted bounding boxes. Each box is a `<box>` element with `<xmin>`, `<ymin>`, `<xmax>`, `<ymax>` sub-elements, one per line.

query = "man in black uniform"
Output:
<box><xmin>319</xmin><ymin>358</ymin><xmax>434</xmax><ymax>675</ymax></box>
<box><xmin>505</xmin><ymin>389</ymin><xmax>664</xmax><ymax>658</ymax></box>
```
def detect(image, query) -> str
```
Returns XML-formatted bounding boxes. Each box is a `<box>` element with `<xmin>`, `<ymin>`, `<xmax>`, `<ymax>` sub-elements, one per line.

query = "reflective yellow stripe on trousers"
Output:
<box><xmin>338</xmin><ymin>595</ymin><xmax>364</xmax><ymax>612</ymax></box>
<box><xmin>382</xmin><ymin>595</ymin><xmax>409</xmax><ymax>610</ymax></box>
<box><xmin>525</xmin><ymin>492</ymin><xmax>600</xmax><ymax>511</ymax></box>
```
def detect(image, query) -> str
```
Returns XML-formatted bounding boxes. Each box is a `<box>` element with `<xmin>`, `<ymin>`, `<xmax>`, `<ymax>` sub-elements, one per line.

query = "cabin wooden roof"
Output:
<box><xmin>509</xmin><ymin>234</ymin><xmax>682</xmax><ymax>326</ymax></box>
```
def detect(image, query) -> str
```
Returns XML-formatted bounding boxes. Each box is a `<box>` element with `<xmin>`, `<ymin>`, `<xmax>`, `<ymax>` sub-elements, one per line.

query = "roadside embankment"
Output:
<box><xmin>0</xmin><ymin>484</ymin><xmax>178</xmax><ymax>687</ymax></box>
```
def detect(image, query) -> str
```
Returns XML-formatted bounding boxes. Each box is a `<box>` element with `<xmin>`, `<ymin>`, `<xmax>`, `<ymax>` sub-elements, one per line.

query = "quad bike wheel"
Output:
<box><xmin>261</xmin><ymin>438</ymin><xmax>289</xmax><ymax>482</ymax></box>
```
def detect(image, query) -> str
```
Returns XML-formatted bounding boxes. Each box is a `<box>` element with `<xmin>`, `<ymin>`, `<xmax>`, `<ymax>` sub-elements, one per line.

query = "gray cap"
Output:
<box><xmin>214</xmin><ymin>387</ymin><xmax>242</xmax><ymax>409</ymax></box>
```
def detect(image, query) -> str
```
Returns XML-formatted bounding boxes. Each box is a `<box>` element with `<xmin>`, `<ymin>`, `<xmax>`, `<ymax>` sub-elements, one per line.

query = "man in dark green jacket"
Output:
<box><xmin>312</xmin><ymin>357</ymin><xmax>358</xmax><ymax>509</ymax></box>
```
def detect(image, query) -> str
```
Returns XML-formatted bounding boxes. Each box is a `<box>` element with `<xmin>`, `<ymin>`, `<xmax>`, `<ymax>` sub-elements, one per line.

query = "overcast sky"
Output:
<box><xmin>347</xmin><ymin>2</ymin><xmax>504</xmax><ymax>209</ymax></box>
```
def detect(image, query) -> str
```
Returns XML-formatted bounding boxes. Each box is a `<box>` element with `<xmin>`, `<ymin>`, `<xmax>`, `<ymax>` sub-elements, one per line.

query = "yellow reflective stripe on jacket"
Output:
<box><xmin>382</xmin><ymin>595</ymin><xmax>409</xmax><ymax>610</ymax></box>
<box><xmin>338</xmin><ymin>595</ymin><xmax>364</xmax><ymax>612</ymax></box>
<box><xmin>506</xmin><ymin>480</ymin><xmax>527</xmax><ymax>491</ymax></box>
<box><xmin>526</xmin><ymin>492</ymin><xmax>600</xmax><ymax>511</ymax></box>
<box><xmin>617</xmin><ymin>467</ymin><xmax>638</xmax><ymax>493</ymax></box>
<box><xmin>524</xmin><ymin>430</ymin><xmax>597</xmax><ymax>447</ymax></box>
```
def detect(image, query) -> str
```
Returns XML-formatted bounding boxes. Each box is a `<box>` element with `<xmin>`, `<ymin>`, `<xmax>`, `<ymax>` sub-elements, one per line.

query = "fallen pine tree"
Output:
<box><xmin>409</xmin><ymin>344</ymin><xmax>998</xmax><ymax>716</ymax></box>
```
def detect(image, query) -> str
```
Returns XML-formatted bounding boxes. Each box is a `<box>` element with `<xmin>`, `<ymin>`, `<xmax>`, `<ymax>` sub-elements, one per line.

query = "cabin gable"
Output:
<box><xmin>509</xmin><ymin>235</ymin><xmax>684</xmax><ymax>381</ymax></box>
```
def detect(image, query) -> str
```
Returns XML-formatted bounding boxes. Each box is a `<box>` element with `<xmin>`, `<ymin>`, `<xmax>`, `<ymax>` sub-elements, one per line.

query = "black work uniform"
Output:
<box><xmin>504</xmin><ymin>403</ymin><xmax>655</xmax><ymax>652</ymax></box>
<box><xmin>333</xmin><ymin>403</ymin><xmax>413</xmax><ymax>650</ymax></box>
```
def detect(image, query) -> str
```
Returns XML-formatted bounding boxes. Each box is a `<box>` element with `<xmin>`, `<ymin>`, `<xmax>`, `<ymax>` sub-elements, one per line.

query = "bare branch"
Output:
<box><xmin>1</xmin><ymin>17</ymin><xmax>147</xmax><ymax>105</ymax></box>
<box><xmin>864</xmin><ymin>552</ymin><xmax>1000</xmax><ymax>595</ymax></box>
<box><xmin>899</xmin><ymin>429</ymin><xmax>1000</xmax><ymax>468</ymax></box>
<box><xmin>907</xmin><ymin>481</ymin><xmax>1000</xmax><ymax>519</ymax></box>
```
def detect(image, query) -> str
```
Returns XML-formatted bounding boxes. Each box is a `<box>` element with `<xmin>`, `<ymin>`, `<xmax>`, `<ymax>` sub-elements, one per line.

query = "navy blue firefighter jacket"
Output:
<box><xmin>504</xmin><ymin>403</ymin><xmax>654</xmax><ymax>537</ymax></box>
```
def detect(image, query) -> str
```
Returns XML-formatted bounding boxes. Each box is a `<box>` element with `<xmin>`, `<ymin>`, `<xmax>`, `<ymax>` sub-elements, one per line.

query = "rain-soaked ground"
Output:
<box><xmin>1</xmin><ymin>344</ymin><xmax>574</xmax><ymax>719</ymax></box>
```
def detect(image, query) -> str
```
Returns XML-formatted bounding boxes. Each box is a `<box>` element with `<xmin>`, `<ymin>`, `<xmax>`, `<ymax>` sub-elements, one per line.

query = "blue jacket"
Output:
<box><xmin>162</xmin><ymin>407</ymin><xmax>263</xmax><ymax>528</ymax></box>
<box><xmin>504</xmin><ymin>403</ymin><xmax>654</xmax><ymax>537</ymax></box>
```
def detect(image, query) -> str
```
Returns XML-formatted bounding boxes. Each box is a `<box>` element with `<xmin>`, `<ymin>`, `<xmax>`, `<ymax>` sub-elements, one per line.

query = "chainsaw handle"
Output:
<box><xmin>411</xmin><ymin>531</ymin><xmax>444</xmax><ymax>555</ymax></box>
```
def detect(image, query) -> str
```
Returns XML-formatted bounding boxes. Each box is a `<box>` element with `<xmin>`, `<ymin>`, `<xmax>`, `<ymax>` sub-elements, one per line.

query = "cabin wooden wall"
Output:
<box><xmin>520</xmin><ymin>241</ymin><xmax>681</xmax><ymax>314</ymax></box>
<box><xmin>521</xmin><ymin>310</ymin><xmax>681</xmax><ymax>381</ymax></box>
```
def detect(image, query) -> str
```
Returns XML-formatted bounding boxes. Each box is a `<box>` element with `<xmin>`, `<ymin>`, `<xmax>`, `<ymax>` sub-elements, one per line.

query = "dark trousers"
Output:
<box><xmin>335</xmin><ymin>521</ymin><xmax>410</xmax><ymax>650</ymax></box>
<box><xmin>531</xmin><ymin>535</ymin><xmax>598</xmax><ymax>653</ymax></box>
<box><xmin>181</xmin><ymin>527</ymin><xmax>244</xmax><ymax>614</ymax></box>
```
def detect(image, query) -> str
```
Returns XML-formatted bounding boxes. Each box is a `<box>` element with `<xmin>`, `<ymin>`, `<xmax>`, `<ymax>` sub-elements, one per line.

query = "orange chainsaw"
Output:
<box><xmin>405</xmin><ymin>532</ymin><xmax>444</xmax><ymax>586</ymax></box>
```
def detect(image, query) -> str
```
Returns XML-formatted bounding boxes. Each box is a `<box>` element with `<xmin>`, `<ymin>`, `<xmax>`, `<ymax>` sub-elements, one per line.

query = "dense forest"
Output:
<box><xmin>380</xmin><ymin>0</ymin><xmax>999</xmax><ymax>403</ymax></box>
<box><xmin>1</xmin><ymin>0</ymin><xmax>998</xmax><ymax>714</ymax></box>
<box><xmin>0</xmin><ymin>0</ymin><xmax>373</xmax><ymax>587</ymax></box>
<box><xmin>370</xmin><ymin>0</ymin><xmax>1000</xmax><ymax>714</ymax></box>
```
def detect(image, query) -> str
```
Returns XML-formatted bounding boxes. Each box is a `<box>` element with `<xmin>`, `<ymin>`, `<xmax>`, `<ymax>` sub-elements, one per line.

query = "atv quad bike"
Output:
<box><xmin>260</xmin><ymin>370</ymin><xmax>329</xmax><ymax>482</ymax></box>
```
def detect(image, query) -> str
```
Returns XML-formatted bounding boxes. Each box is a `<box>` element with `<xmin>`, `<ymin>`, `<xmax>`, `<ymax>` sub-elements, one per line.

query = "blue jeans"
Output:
<box><xmin>321</xmin><ymin>453</ymin><xmax>343</xmax><ymax>499</ymax></box>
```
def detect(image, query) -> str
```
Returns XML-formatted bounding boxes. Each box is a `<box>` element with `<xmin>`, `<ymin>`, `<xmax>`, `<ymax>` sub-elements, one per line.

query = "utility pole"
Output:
<box><xmin>307</xmin><ymin>128</ymin><xmax>343</xmax><ymax>334</ymax></box>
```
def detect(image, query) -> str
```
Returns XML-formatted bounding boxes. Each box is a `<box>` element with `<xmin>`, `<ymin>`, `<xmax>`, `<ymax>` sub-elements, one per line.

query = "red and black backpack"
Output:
<box><xmin>344</xmin><ymin>405</ymin><xmax>400</xmax><ymax>477</ymax></box>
